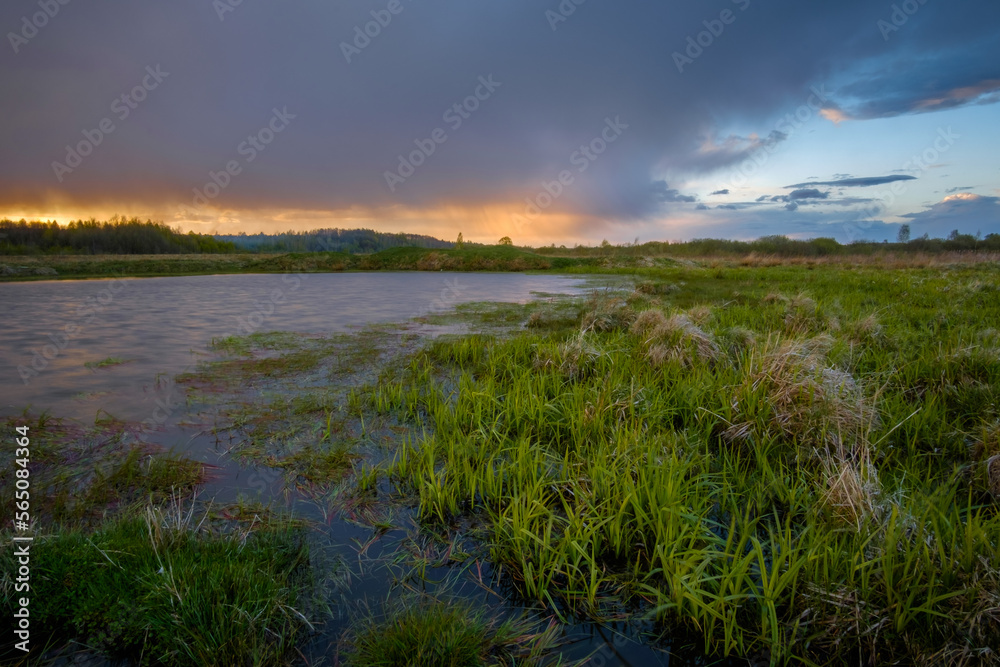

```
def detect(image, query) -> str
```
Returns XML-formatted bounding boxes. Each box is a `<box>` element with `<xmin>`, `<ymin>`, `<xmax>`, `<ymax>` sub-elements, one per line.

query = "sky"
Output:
<box><xmin>1</xmin><ymin>0</ymin><xmax>998</xmax><ymax>245</ymax></box>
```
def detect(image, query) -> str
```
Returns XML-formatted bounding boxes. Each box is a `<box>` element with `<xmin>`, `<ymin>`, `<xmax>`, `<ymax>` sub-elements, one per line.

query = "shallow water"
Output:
<box><xmin>0</xmin><ymin>272</ymin><xmax>589</xmax><ymax>420</ymax></box>
<box><xmin>1</xmin><ymin>272</ymin><xmax>745</xmax><ymax>666</ymax></box>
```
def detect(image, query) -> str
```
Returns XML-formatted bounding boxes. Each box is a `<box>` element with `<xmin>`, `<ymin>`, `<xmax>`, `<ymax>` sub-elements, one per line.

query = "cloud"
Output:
<box><xmin>651</xmin><ymin>181</ymin><xmax>697</xmax><ymax>204</ymax></box>
<box><xmin>654</xmin><ymin>203</ymin><xmax>903</xmax><ymax>243</ymax></box>
<box><xmin>833</xmin><ymin>74</ymin><xmax>1000</xmax><ymax>121</ymax></box>
<box><xmin>675</xmin><ymin>131</ymin><xmax>788</xmax><ymax>174</ymax></box>
<box><xmin>0</xmin><ymin>0</ymin><xmax>997</xmax><ymax>239</ymax></box>
<box><xmin>710</xmin><ymin>189</ymin><xmax>730</xmax><ymax>196</ymax></box>
<box><xmin>945</xmin><ymin>186</ymin><xmax>974</xmax><ymax>193</ymax></box>
<box><xmin>785</xmin><ymin>175</ymin><xmax>916</xmax><ymax>188</ymax></box>
<box><xmin>900</xmin><ymin>193</ymin><xmax>1000</xmax><ymax>237</ymax></box>
<box><xmin>788</xmin><ymin>189</ymin><xmax>829</xmax><ymax>200</ymax></box>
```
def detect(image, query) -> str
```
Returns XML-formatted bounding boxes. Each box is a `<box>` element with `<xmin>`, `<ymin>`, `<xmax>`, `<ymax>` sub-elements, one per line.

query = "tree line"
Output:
<box><xmin>0</xmin><ymin>217</ymin><xmax>236</xmax><ymax>255</ymax></box>
<box><xmin>215</xmin><ymin>228</ymin><xmax>454</xmax><ymax>253</ymax></box>
<box><xmin>536</xmin><ymin>231</ymin><xmax>1000</xmax><ymax>257</ymax></box>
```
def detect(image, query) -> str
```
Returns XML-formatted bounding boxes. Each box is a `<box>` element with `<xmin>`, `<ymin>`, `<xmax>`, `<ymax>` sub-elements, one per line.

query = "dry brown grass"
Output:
<box><xmin>725</xmin><ymin>334</ymin><xmax>879</xmax><ymax>450</ymax></box>
<box><xmin>533</xmin><ymin>334</ymin><xmax>604</xmax><ymax>381</ymax></box>
<box><xmin>630</xmin><ymin>308</ymin><xmax>667</xmax><ymax>337</ymax></box>
<box><xmin>730</xmin><ymin>251</ymin><xmax>1000</xmax><ymax>269</ymax></box>
<box><xmin>687</xmin><ymin>305</ymin><xmax>712</xmax><ymax>326</ymax></box>
<box><xmin>819</xmin><ymin>439</ymin><xmax>881</xmax><ymax>529</ymax></box>
<box><xmin>988</xmin><ymin>455</ymin><xmax>1000</xmax><ymax>497</ymax></box>
<box><xmin>644</xmin><ymin>312</ymin><xmax>721</xmax><ymax>367</ymax></box>
<box><xmin>782</xmin><ymin>292</ymin><xmax>838</xmax><ymax>335</ymax></box>
<box><xmin>581</xmin><ymin>297</ymin><xmax>635</xmax><ymax>333</ymax></box>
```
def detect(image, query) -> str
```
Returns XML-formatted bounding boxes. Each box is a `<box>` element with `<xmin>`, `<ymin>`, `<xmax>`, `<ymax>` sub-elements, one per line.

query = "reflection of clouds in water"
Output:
<box><xmin>0</xmin><ymin>273</ymin><xmax>588</xmax><ymax>421</ymax></box>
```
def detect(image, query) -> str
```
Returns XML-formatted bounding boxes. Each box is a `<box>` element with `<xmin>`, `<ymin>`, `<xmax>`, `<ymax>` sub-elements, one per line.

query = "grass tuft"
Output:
<box><xmin>342</xmin><ymin>598</ymin><xmax>560</xmax><ymax>666</ymax></box>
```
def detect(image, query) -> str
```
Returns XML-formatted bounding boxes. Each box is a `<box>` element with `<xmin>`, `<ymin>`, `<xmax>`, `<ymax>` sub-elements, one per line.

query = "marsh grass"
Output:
<box><xmin>342</xmin><ymin>597</ymin><xmax>562</xmax><ymax>666</ymax></box>
<box><xmin>367</xmin><ymin>263</ymin><xmax>1000</xmax><ymax>665</ymax></box>
<box><xmin>0</xmin><ymin>500</ymin><xmax>312</xmax><ymax>666</ymax></box>
<box><xmin>7</xmin><ymin>261</ymin><xmax>1000</xmax><ymax>665</ymax></box>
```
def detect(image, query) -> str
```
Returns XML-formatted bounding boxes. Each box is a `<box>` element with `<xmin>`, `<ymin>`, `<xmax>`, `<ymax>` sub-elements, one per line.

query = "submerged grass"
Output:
<box><xmin>84</xmin><ymin>356</ymin><xmax>132</xmax><ymax>369</ymax></box>
<box><xmin>0</xmin><ymin>413</ymin><xmax>204</xmax><ymax>526</ymax></box>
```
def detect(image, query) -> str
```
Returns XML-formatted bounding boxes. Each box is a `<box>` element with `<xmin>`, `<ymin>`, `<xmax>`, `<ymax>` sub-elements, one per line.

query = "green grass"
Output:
<box><xmin>363</xmin><ymin>262</ymin><xmax>1000</xmax><ymax>665</ymax></box>
<box><xmin>0</xmin><ymin>503</ymin><xmax>311</xmax><ymax>666</ymax></box>
<box><xmin>342</xmin><ymin>597</ymin><xmax>560</xmax><ymax>666</ymax></box>
<box><xmin>0</xmin><ymin>413</ymin><xmax>317</xmax><ymax>666</ymax></box>
<box><xmin>0</xmin><ymin>246</ymin><xmax>601</xmax><ymax>280</ymax></box>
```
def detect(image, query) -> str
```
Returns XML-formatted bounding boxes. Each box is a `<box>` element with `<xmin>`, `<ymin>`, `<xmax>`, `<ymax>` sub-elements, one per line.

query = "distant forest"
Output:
<box><xmin>2</xmin><ymin>216</ymin><xmax>997</xmax><ymax>257</ymax></box>
<box><xmin>215</xmin><ymin>228</ymin><xmax>454</xmax><ymax>253</ymax></box>
<box><xmin>539</xmin><ymin>230</ymin><xmax>1000</xmax><ymax>257</ymax></box>
<box><xmin>0</xmin><ymin>217</ymin><xmax>235</xmax><ymax>255</ymax></box>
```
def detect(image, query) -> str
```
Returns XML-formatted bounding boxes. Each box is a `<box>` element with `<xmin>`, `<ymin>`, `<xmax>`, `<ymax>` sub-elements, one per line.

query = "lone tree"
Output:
<box><xmin>498</xmin><ymin>236</ymin><xmax>512</xmax><ymax>246</ymax></box>
<box><xmin>896</xmin><ymin>224</ymin><xmax>911</xmax><ymax>243</ymax></box>
<box><xmin>455</xmin><ymin>232</ymin><xmax>464</xmax><ymax>249</ymax></box>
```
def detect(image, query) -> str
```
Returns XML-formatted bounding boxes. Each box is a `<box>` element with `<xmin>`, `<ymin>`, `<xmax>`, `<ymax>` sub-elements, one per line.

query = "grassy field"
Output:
<box><xmin>4</xmin><ymin>245</ymin><xmax>1000</xmax><ymax>281</ymax></box>
<box><xmin>2</xmin><ymin>258</ymin><xmax>999</xmax><ymax>665</ymax></box>
<box><xmin>0</xmin><ymin>246</ymin><xmax>597</xmax><ymax>280</ymax></box>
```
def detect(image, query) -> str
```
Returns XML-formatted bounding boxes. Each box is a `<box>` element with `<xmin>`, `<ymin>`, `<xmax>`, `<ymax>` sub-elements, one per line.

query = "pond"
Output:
<box><xmin>0</xmin><ymin>272</ymin><xmax>589</xmax><ymax>421</ymax></box>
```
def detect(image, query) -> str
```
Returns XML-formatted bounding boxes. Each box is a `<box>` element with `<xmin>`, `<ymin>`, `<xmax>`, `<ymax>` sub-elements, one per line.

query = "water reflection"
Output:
<box><xmin>0</xmin><ymin>272</ymin><xmax>588</xmax><ymax>420</ymax></box>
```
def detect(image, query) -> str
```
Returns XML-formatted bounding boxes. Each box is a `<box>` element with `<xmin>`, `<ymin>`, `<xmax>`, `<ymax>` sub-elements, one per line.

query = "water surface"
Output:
<box><xmin>0</xmin><ymin>272</ymin><xmax>589</xmax><ymax>420</ymax></box>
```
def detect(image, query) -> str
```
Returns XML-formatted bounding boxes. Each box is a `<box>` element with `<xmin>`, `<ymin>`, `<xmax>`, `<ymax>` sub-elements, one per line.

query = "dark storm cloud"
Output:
<box><xmin>1</xmin><ymin>0</ymin><xmax>997</xmax><ymax>228</ymax></box>
<box><xmin>785</xmin><ymin>175</ymin><xmax>916</xmax><ymax>189</ymax></box>
<box><xmin>788</xmin><ymin>189</ymin><xmax>829</xmax><ymax>200</ymax></box>
<box><xmin>651</xmin><ymin>181</ymin><xmax>697</xmax><ymax>204</ymax></box>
